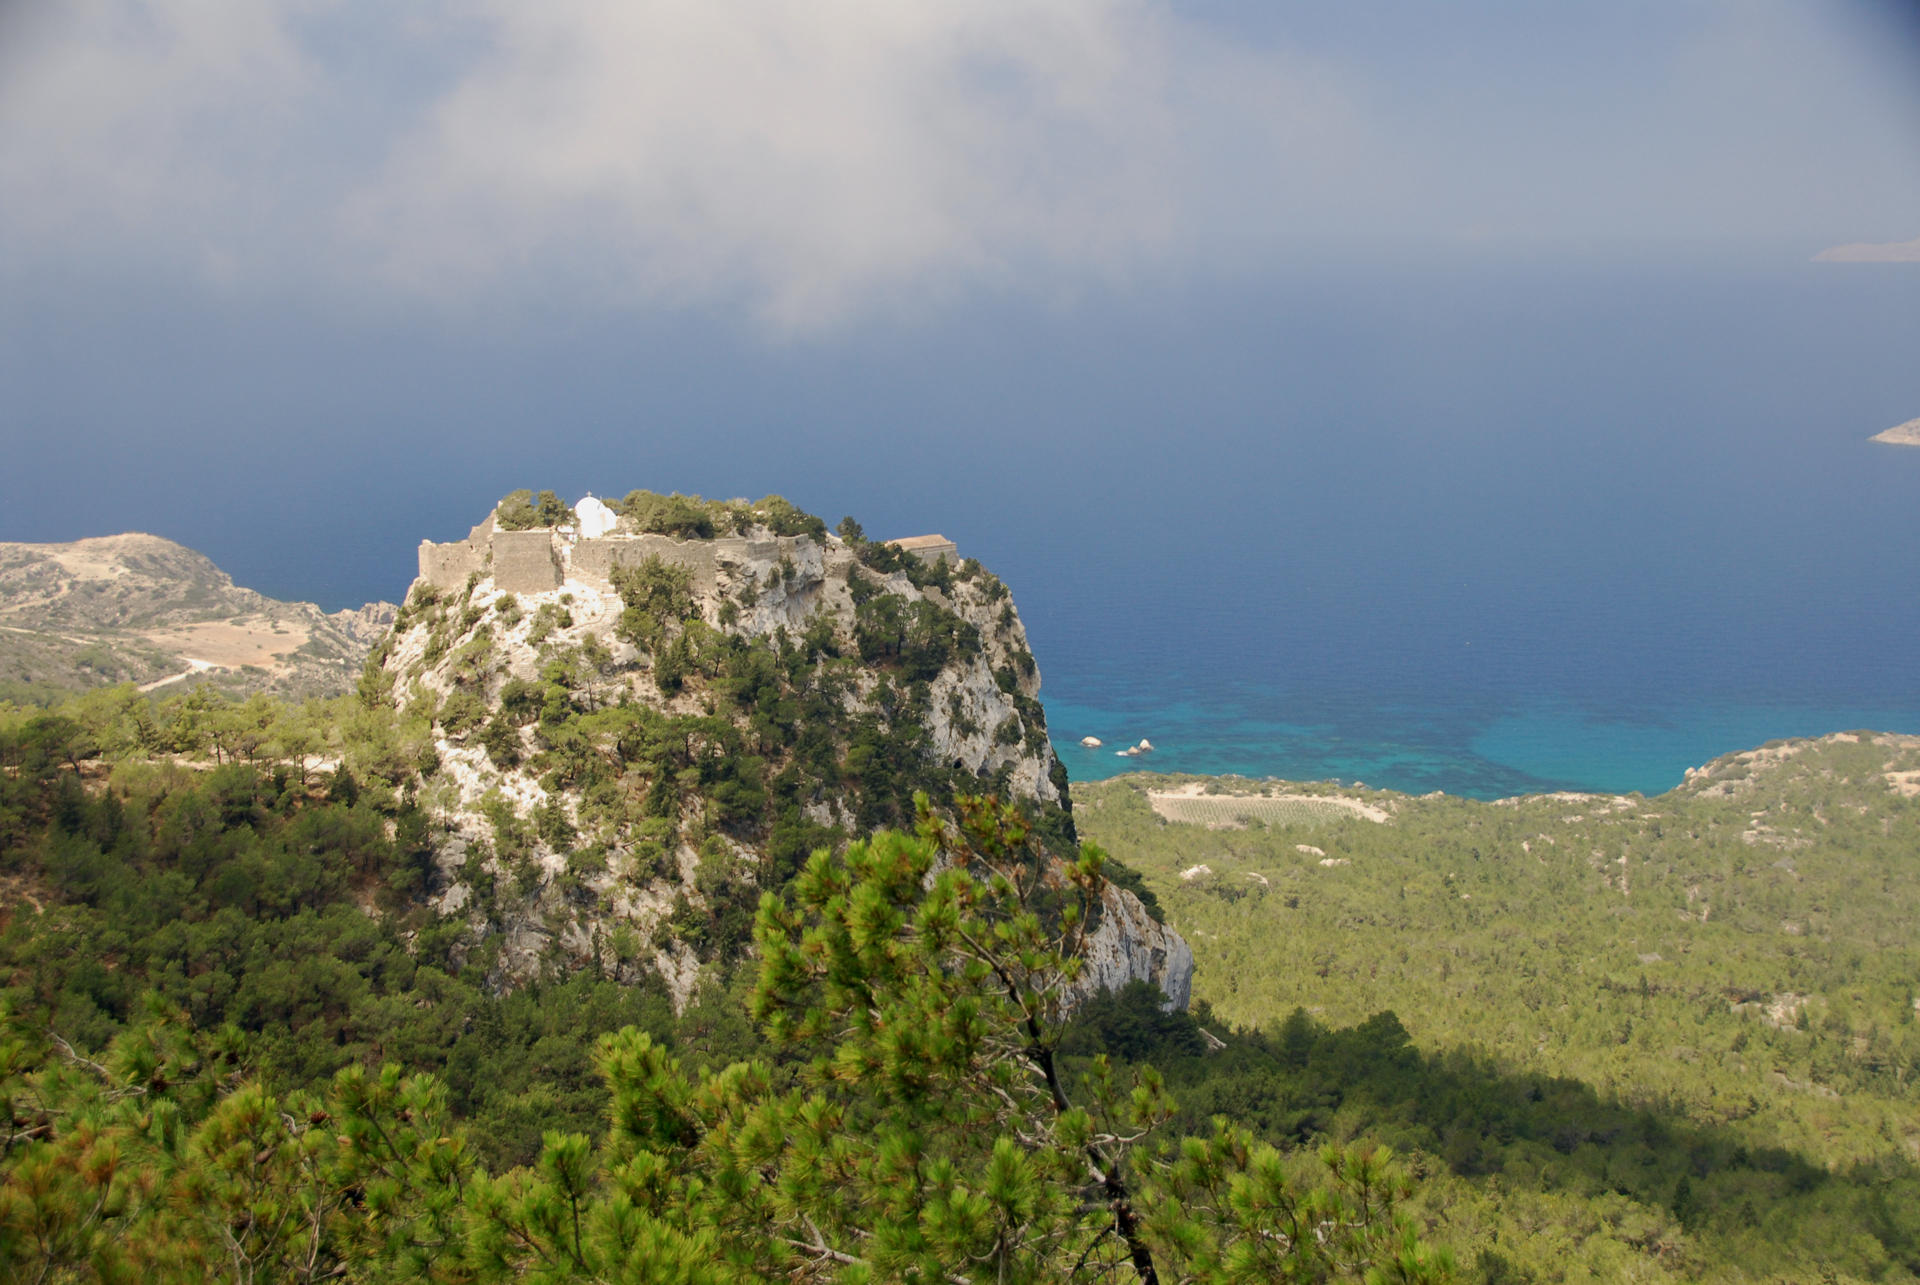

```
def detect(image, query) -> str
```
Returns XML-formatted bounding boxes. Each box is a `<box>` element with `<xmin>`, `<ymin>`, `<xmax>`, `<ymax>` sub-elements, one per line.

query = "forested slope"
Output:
<box><xmin>1074</xmin><ymin>737</ymin><xmax>1920</xmax><ymax>1280</ymax></box>
<box><xmin>0</xmin><ymin>709</ymin><xmax>1447</xmax><ymax>1283</ymax></box>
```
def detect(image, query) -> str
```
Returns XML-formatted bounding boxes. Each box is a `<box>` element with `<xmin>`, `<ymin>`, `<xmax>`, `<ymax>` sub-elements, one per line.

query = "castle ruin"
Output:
<box><xmin>417</xmin><ymin>500</ymin><xmax>962</xmax><ymax>598</ymax></box>
<box><xmin>419</xmin><ymin>514</ymin><xmax>832</xmax><ymax>597</ymax></box>
<box><xmin>887</xmin><ymin>533</ymin><xmax>957</xmax><ymax>564</ymax></box>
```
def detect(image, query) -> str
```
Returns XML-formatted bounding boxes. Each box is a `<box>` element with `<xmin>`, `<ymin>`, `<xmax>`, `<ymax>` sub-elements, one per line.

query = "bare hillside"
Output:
<box><xmin>0</xmin><ymin>533</ymin><xmax>394</xmax><ymax>702</ymax></box>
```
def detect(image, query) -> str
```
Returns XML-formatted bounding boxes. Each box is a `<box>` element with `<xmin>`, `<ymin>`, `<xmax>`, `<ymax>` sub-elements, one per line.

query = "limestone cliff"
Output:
<box><xmin>1080</xmin><ymin>880</ymin><xmax>1193</xmax><ymax>1011</ymax></box>
<box><xmin>380</xmin><ymin>493</ymin><xmax>1190</xmax><ymax>1010</ymax></box>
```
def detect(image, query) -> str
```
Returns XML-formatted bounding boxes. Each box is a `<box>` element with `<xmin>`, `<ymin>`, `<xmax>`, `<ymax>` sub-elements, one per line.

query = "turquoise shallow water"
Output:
<box><xmin>1047</xmin><ymin>694</ymin><xmax>1920</xmax><ymax>800</ymax></box>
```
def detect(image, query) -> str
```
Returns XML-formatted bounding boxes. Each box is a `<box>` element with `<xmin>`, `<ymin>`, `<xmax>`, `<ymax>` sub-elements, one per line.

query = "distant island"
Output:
<box><xmin>1813</xmin><ymin>235</ymin><xmax>1920</xmax><ymax>263</ymax></box>
<box><xmin>1871</xmin><ymin>417</ymin><xmax>1920</xmax><ymax>446</ymax></box>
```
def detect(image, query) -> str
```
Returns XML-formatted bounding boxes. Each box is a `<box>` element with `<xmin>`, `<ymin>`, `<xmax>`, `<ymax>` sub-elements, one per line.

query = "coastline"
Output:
<box><xmin>1076</xmin><ymin>729</ymin><xmax>1920</xmax><ymax>817</ymax></box>
<box><xmin>1049</xmin><ymin>694</ymin><xmax>1920</xmax><ymax>801</ymax></box>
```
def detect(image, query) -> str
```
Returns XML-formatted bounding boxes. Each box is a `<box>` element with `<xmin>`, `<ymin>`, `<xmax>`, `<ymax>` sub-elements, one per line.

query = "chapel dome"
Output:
<box><xmin>575</xmin><ymin>495</ymin><xmax>619</xmax><ymax>539</ymax></box>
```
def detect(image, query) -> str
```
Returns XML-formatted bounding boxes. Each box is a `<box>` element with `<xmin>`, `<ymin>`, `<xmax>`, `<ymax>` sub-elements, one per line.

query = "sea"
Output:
<box><xmin>12</xmin><ymin>258</ymin><xmax>1919</xmax><ymax>801</ymax></box>
<box><xmin>1014</xmin><ymin>263</ymin><xmax>1920</xmax><ymax>799</ymax></box>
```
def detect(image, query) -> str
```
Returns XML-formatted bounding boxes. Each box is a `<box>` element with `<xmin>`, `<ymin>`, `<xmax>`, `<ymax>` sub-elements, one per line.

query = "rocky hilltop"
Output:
<box><xmin>377</xmin><ymin>490</ymin><xmax>1191</xmax><ymax>1009</ymax></box>
<box><xmin>0</xmin><ymin>533</ymin><xmax>394</xmax><ymax>702</ymax></box>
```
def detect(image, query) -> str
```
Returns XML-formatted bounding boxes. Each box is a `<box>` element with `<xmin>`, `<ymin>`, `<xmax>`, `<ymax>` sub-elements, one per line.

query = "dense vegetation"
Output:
<box><xmin>493</xmin><ymin>489</ymin><xmax>574</xmax><ymax>531</ymax></box>
<box><xmin>0</xmin><ymin>721</ymin><xmax>1448</xmax><ymax>1282</ymax></box>
<box><xmin>1074</xmin><ymin>760</ymin><xmax>1920</xmax><ymax>1281</ymax></box>
<box><xmin>0</xmin><ymin>701</ymin><xmax>768</xmax><ymax>1171</ymax></box>
<box><xmin>11</xmin><ymin>694</ymin><xmax>1920</xmax><ymax>1281</ymax></box>
<box><xmin>618</xmin><ymin>490</ymin><xmax>828</xmax><ymax>540</ymax></box>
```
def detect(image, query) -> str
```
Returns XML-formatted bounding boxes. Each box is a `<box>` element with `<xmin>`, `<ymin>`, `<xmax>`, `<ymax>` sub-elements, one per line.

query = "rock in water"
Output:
<box><xmin>1870</xmin><ymin>417</ymin><xmax>1920</xmax><ymax>446</ymax></box>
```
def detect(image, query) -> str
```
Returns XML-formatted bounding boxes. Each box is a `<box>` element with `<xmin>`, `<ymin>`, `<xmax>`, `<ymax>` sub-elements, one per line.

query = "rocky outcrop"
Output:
<box><xmin>388</xmin><ymin>523</ymin><xmax>1060</xmax><ymax>807</ymax></box>
<box><xmin>1071</xmin><ymin>881</ymin><xmax>1193</xmax><ymax>1011</ymax></box>
<box><xmin>385</xmin><ymin>495</ymin><xmax>1186</xmax><ymax>1010</ymax></box>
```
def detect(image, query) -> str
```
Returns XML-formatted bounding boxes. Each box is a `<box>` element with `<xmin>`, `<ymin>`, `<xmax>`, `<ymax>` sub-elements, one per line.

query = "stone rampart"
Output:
<box><xmin>491</xmin><ymin>531</ymin><xmax>562</xmax><ymax>594</ymax></box>
<box><xmin>569</xmin><ymin>534</ymin><xmax>821</xmax><ymax>594</ymax></box>
<box><xmin>419</xmin><ymin>524</ymin><xmax>829</xmax><ymax>598</ymax></box>
<box><xmin>568</xmin><ymin>535</ymin><xmax>721</xmax><ymax>594</ymax></box>
<box><xmin>418</xmin><ymin>539</ymin><xmax>486</xmax><ymax>592</ymax></box>
<box><xmin>889</xmin><ymin>535</ymin><xmax>958</xmax><ymax>565</ymax></box>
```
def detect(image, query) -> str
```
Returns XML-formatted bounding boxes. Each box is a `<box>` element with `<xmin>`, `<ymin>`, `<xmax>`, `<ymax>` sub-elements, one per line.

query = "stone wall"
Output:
<box><xmin>416</xmin><ymin>525</ymin><xmax>831</xmax><ymax>598</ymax></box>
<box><xmin>490</xmin><ymin>530</ymin><xmax>562</xmax><ymax>594</ymax></box>
<box><xmin>569</xmin><ymin>533</ymin><xmax>823</xmax><ymax>595</ymax></box>
<box><xmin>418</xmin><ymin>517</ymin><xmax>500</xmax><ymax>592</ymax></box>
<box><xmin>568</xmin><ymin>534</ymin><xmax>721</xmax><ymax>594</ymax></box>
<box><xmin>889</xmin><ymin>535</ymin><xmax>958</xmax><ymax>564</ymax></box>
<box><xmin>418</xmin><ymin>539</ymin><xmax>485</xmax><ymax>592</ymax></box>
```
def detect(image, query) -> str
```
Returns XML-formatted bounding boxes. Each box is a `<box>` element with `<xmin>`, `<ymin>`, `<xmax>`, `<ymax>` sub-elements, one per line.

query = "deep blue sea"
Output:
<box><xmin>9</xmin><ymin>259</ymin><xmax>1919</xmax><ymax>800</ymax></box>
<box><xmin>1014</xmin><ymin>265</ymin><xmax>1920</xmax><ymax>798</ymax></box>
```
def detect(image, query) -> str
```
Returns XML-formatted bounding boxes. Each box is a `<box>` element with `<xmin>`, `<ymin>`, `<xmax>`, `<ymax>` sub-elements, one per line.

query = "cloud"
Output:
<box><xmin>347</xmin><ymin>1</ymin><xmax>1208</xmax><ymax>327</ymax></box>
<box><xmin>338</xmin><ymin>2</ymin><xmax>1385</xmax><ymax>328</ymax></box>
<box><xmin>1813</xmin><ymin>237</ymin><xmax>1920</xmax><ymax>263</ymax></box>
<box><xmin>4</xmin><ymin>2</ymin><xmax>1920</xmax><ymax>329</ymax></box>
<box><xmin>0</xmin><ymin>1</ymin><xmax>320</xmax><ymax>281</ymax></box>
<box><xmin>1</xmin><ymin>0</ymin><xmax>1359</xmax><ymax>328</ymax></box>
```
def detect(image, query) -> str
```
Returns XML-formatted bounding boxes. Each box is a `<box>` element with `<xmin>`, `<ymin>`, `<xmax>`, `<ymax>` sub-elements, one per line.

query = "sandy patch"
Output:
<box><xmin>1887</xmin><ymin>771</ymin><xmax>1920</xmax><ymax>799</ymax></box>
<box><xmin>1493</xmin><ymin>790</ymin><xmax>1631</xmax><ymax>809</ymax></box>
<box><xmin>1147</xmin><ymin>783</ymin><xmax>1390</xmax><ymax>826</ymax></box>
<box><xmin>139</xmin><ymin>618</ymin><xmax>310</xmax><ymax>671</ymax></box>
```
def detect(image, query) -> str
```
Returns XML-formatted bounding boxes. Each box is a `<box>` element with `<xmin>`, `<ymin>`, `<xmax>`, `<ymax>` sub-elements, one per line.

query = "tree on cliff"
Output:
<box><xmin>610</xmin><ymin>555</ymin><xmax>697</xmax><ymax>654</ymax></box>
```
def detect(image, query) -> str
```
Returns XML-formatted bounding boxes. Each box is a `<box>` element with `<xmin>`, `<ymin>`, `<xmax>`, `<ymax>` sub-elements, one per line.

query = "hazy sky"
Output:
<box><xmin>5</xmin><ymin>1</ymin><xmax>1918</xmax><ymax>325</ymax></box>
<box><xmin>3</xmin><ymin>1</ymin><xmax>1919</xmax><ymax>604</ymax></box>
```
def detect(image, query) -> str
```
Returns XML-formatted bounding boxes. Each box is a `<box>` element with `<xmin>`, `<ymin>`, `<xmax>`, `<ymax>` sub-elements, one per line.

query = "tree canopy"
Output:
<box><xmin>0</xmin><ymin>772</ymin><xmax>1449</xmax><ymax>1283</ymax></box>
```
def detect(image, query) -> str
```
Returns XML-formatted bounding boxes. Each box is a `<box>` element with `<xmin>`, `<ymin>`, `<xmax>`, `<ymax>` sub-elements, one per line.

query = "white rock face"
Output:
<box><xmin>1069</xmin><ymin>882</ymin><xmax>1194</xmax><ymax>1012</ymax></box>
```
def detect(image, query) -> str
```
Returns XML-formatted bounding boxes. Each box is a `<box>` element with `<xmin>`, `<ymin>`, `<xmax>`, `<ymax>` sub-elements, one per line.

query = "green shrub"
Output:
<box><xmin>439</xmin><ymin>687</ymin><xmax>486</xmax><ymax>736</ymax></box>
<box><xmin>492</xmin><ymin>488</ymin><xmax>570</xmax><ymax>530</ymax></box>
<box><xmin>752</xmin><ymin>494</ymin><xmax>827</xmax><ymax>539</ymax></box>
<box><xmin>610</xmin><ymin>556</ymin><xmax>695</xmax><ymax>652</ymax></box>
<box><xmin>613</xmin><ymin>490</ymin><xmax>721</xmax><ymax>538</ymax></box>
